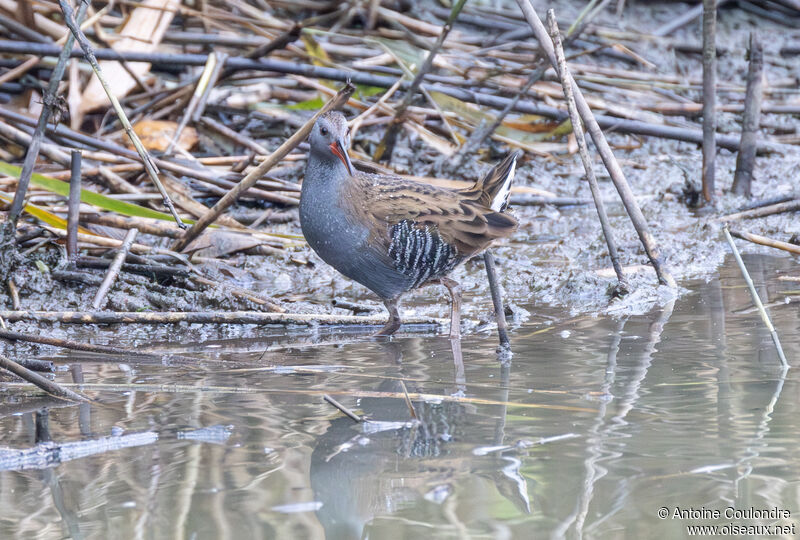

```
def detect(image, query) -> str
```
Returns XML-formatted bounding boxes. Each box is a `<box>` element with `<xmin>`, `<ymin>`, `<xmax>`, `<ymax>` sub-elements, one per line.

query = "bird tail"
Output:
<box><xmin>463</xmin><ymin>152</ymin><xmax>519</xmax><ymax>212</ymax></box>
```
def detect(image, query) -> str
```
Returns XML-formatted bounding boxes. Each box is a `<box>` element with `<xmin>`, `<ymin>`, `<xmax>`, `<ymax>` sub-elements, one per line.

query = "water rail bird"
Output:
<box><xmin>300</xmin><ymin>111</ymin><xmax>518</xmax><ymax>338</ymax></box>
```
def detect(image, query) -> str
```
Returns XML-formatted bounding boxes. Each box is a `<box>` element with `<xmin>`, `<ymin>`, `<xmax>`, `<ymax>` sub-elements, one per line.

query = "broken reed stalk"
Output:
<box><xmin>18</xmin><ymin>358</ymin><xmax>55</xmax><ymax>372</ymax></box>
<box><xmin>514</xmin><ymin>0</ymin><xmax>676</xmax><ymax>288</ymax></box>
<box><xmin>713</xmin><ymin>198</ymin><xmax>800</xmax><ymax>221</ymax></box>
<box><xmin>6</xmin><ymin>278</ymin><xmax>20</xmax><ymax>310</ymax></box>
<box><xmin>53</xmin><ymin>270</ymin><xmax>102</xmax><ymax>286</ymax></box>
<box><xmin>373</xmin><ymin>0</ymin><xmax>466</xmax><ymax>162</ymax></box>
<box><xmin>91</xmin><ymin>228</ymin><xmax>138</xmax><ymax>310</ymax></box>
<box><xmin>66</xmin><ymin>150</ymin><xmax>81</xmax><ymax>261</ymax></box>
<box><xmin>722</xmin><ymin>227</ymin><xmax>788</xmax><ymax>367</ymax></box>
<box><xmin>547</xmin><ymin>10</ymin><xmax>627</xmax><ymax>292</ymax></box>
<box><xmin>164</xmin><ymin>52</ymin><xmax>219</xmax><ymax>155</ymax></box>
<box><xmin>58</xmin><ymin>0</ymin><xmax>185</xmax><ymax>229</ymax></box>
<box><xmin>225</xmin><ymin>24</ymin><xmax>301</xmax><ymax>74</ymax></box>
<box><xmin>732</xmin><ymin>32</ymin><xmax>764</xmax><ymax>198</ymax></box>
<box><xmin>702</xmin><ymin>0</ymin><xmax>717</xmax><ymax>203</ymax></box>
<box><xmin>191</xmin><ymin>52</ymin><xmax>227</xmax><ymax>123</ymax></box>
<box><xmin>483</xmin><ymin>251</ymin><xmax>511</xmax><ymax>349</ymax></box>
<box><xmin>44</xmin><ymin>226</ymin><xmax>194</xmax><ymax>258</ymax></box>
<box><xmin>331</xmin><ymin>299</ymin><xmax>375</xmax><ymax>314</ymax></box>
<box><xmin>0</xmin><ymin>329</ymin><xmax>197</xmax><ymax>363</ymax></box>
<box><xmin>0</xmin><ymin>56</ymin><xmax>39</xmax><ymax>86</ymax></box>
<box><xmin>0</xmin><ymin>310</ymin><xmax>442</xmax><ymax>327</ymax></box>
<box><xmin>0</xmin><ymin>354</ymin><xmax>90</xmax><ymax>402</ymax></box>
<box><xmin>172</xmin><ymin>82</ymin><xmax>356</xmax><ymax>252</ymax></box>
<box><xmin>323</xmin><ymin>394</ymin><xmax>363</xmax><ymax>422</ymax></box>
<box><xmin>729</xmin><ymin>229</ymin><xmax>800</xmax><ymax>256</ymax></box>
<box><xmin>6</xmin><ymin>1</ymin><xmax>88</xmax><ymax>226</ymax></box>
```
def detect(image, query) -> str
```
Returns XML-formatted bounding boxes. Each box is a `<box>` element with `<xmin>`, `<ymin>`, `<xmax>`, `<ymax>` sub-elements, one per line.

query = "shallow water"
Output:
<box><xmin>0</xmin><ymin>254</ymin><xmax>798</xmax><ymax>540</ymax></box>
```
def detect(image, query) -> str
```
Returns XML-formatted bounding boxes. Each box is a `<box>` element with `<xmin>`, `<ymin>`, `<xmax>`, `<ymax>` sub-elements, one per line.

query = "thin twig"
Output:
<box><xmin>76</xmin><ymin>256</ymin><xmax>188</xmax><ymax>278</ymax></box>
<box><xmin>91</xmin><ymin>228</ymin><xmax>139</xmax><ymax>310</ymax></box>
<box><xmin>348</xmin><ymin>78</ymin><xmax>402</xmax><ymax>139</ymax></box>
<box><xmin>447</xmin><ymin>62</ymin><xmax>547</xmax><ymax>173</ymax></box>
<box><xmin>722</xmin><ymin>226</ymin><xmax>788</xmax><ymax>367</ymax></box>
<box><xmin>58</xmin><ymin>0</ymin><xmax>186</xmax><ymax>229</ymax></box>
<box><xmin>323</xmin><ymin>394</ymin><xmax>363</xmax><ymax>422</ymax></box>
<box><xmin>79</xmin><ymin>214</ymin><xmax>182</xmax><ymax>238</ymax></box>
<box><xmin>198</xmin><ymin>116</ymin><xmax>269</xmax><ymax>155</ymax></box>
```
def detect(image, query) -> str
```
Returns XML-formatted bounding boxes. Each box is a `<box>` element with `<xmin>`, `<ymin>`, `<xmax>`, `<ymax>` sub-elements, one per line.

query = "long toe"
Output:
<box><xmin>374</xmin><ymin>318</ymin><xmax>401</xmax><ymax>337</ymax></box>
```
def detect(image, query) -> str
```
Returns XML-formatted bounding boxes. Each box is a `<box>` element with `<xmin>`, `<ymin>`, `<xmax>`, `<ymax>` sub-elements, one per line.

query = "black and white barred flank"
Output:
<box><xmin>388</xmin><ymin>220</ymin><xmax>459</xmax><ymax>288</ymax></box>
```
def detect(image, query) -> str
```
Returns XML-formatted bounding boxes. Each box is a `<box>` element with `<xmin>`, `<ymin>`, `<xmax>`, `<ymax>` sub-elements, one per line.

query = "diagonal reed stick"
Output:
<box><xmin>723</xmin><ymin>226</ymin><xmax>788</xmax><ymax>367</ymax></box>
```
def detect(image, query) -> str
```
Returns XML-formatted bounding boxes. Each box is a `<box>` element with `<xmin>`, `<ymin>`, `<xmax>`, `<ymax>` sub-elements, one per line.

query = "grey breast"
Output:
<box><xmin>300</xmin><ymin>171</ymin><xmax>414</xmax><ymax>300</ymax></box>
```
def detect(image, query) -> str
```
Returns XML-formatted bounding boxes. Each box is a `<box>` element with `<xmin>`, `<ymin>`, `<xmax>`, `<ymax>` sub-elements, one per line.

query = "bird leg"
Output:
<box><xmin>374</xmin><ymin>297</ymin><xmax>401</xmax><ymax>336</ymax></box>
<box><xmin>437</xmin><ymin>277</ymin><xmax>462</xmax><ymax>340</ymax></box>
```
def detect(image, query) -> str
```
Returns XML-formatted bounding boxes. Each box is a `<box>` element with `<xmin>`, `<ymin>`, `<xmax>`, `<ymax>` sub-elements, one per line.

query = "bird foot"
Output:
<box><xmin>437</xmin><ymin>277</ymin><xmax>462</xmax><ymax>340</ymax></box>
<box><xmin>374</xmin><ymin>299</ymin><xmax>401</xmax><ymax>337</ymax></box>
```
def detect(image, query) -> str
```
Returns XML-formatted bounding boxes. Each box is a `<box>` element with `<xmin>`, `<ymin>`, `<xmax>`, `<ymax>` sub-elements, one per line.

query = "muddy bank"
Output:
<box><xmin>1</xmin><ymin>0</ymin><xmax>798</xmax><ymax>335</ymax></box>
<box><xmin>6</xmin><ymin>135</ymin><xmax>796</xmax><ymax>335</ymax></box>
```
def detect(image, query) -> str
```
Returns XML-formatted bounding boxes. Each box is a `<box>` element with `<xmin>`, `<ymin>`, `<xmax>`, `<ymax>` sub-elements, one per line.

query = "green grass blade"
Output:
<box><xmin>0</xmin><ymin>161</ymin><xmax>189</xmax><ymax>223</ymax></box>
<box><xmin>0</xmin><ymin>191</ymin><xmax>75</xmax><ymax>230</ymax></box>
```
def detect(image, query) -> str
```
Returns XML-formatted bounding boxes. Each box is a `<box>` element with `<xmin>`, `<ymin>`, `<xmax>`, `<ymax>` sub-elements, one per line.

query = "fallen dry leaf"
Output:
<box><xmin>130</xmin><ymin>120</ymin><xmax>198</xmax><ymax>153</ymax></box>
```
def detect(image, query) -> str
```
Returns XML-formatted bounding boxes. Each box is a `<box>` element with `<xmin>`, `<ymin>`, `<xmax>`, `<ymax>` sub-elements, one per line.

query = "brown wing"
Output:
<box><xmin>344</xmin><ymin>171</ymin><xmax>517</xmax><ymax>257</ymax></box>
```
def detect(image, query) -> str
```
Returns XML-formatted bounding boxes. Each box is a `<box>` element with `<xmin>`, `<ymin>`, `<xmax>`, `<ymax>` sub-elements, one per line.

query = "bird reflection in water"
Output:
<box><xmin>310</xmin><ymin>337</ymin><xmax>530</xmax><ymax>540</ymax></box>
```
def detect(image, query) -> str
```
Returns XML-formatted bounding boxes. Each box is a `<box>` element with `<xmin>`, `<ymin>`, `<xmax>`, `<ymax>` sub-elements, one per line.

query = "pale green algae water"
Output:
<box><xmin>0</xmin><ymin>254</ymin><xmax>798</xmax><ymax>539</ymax></box>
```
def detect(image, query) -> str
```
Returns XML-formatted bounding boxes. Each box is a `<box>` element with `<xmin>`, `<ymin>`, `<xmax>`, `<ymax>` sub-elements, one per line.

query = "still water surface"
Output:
<box><xmin>0</xmin><ymin>255</ymin><xmax>798</xmax><ymax>539</ymax></box>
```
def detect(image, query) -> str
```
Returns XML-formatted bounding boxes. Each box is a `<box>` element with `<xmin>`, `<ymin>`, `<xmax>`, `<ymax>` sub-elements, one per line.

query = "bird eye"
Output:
<box><xmin>320</xmin><ymin>126</ymin><xmax>328</xmax><ymax>136</ymax></box>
